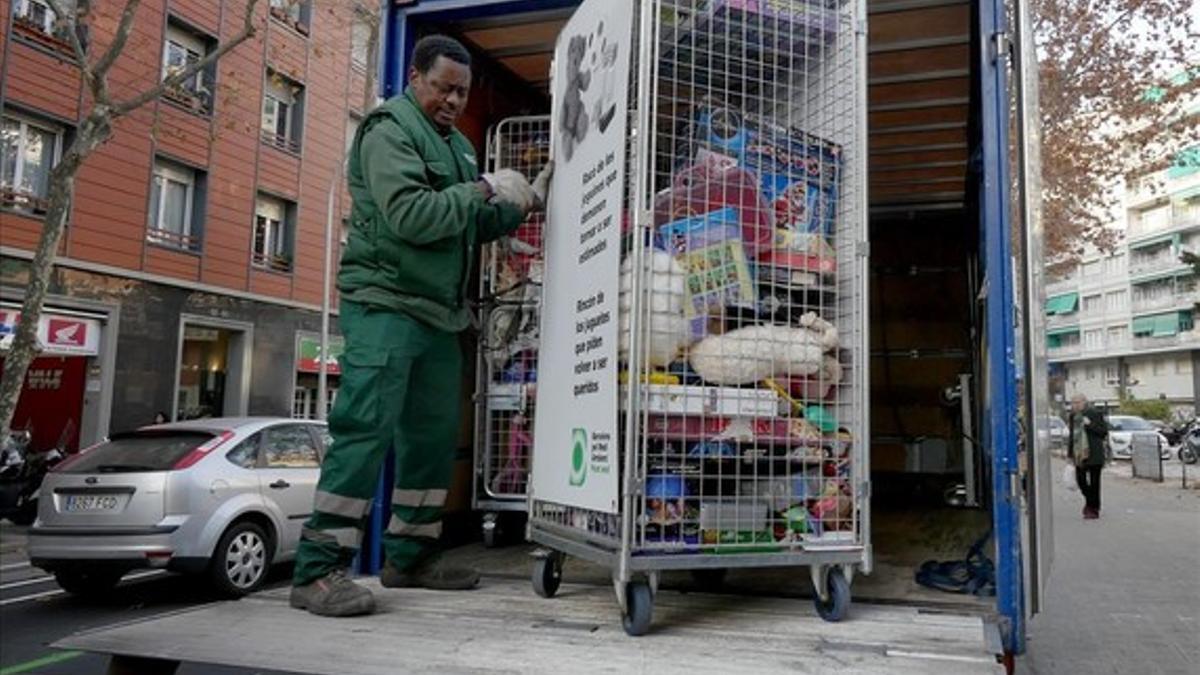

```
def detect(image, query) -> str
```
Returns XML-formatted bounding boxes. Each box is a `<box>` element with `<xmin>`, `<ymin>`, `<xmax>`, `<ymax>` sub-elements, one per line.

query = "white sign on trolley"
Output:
<box><xmin>532</xmin><ymin>0</ymin><xmax>634</xmax><ymax>515</ymax></box>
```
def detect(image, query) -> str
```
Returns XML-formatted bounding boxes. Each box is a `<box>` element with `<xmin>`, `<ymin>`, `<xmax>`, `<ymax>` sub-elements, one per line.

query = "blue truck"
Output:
<box><xmin>52</xmin><ymin>1</ymin><xmax>1052</xmax><ymax>671</ymax></box>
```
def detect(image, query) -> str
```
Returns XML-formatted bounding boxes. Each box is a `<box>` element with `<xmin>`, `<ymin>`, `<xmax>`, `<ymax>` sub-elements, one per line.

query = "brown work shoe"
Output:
<box><xmin>380</xmin><ymin>557</ymin><xmax>480</xmax><ymax>591</ymax></box>
<box><xmin>290</xmin><ymin>569</ymin><xmax>376</xmax><ymax>616</ymax></box>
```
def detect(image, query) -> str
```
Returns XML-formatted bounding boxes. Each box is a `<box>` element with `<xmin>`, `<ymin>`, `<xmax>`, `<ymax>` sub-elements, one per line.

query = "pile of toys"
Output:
<box><xmin>625</xmin><ymin>102</ymin><xmax>852</xmax><ymax>550</ymax></box>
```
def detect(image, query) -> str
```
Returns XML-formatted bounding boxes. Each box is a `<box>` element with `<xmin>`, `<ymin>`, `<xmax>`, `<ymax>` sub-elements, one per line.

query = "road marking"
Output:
<box><xmin>0</xmin><ymin>650</ymin><xmax>84</xmax><ymax>675</ymax></box>
<box><xmin>0</xmin><ymin>589</ymin><xmax>62</xmax><ymax>607</ymax></box>
<box><xmin>0</xmin><ymin>562</ymin><xmax>31</xmax><ymax>572</ymax></box>
<box><xmin>0</xmin><ymin>575</ymin><xmax>54</xmax><ymax>591</ymax></box>
<box><xmin>0</xmin><ymin>571</ymin><xmax>167</xmax><ymax>606</ymax></box>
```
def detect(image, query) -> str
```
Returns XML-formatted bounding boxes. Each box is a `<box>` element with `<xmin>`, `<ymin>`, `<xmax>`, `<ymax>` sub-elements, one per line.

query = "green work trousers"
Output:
<box><xmin>293</xmin><ymin>300</ymin><xmax>462</xmax><ymax>585</ymax></box>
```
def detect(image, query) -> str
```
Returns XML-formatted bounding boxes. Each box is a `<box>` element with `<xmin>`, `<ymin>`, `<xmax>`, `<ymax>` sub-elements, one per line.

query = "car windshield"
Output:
<box><xmin>1111</xmin><ymin>417</ymin><xmax>1153</xmax><ymax>431</ymax></box>
<box><xmin>60</xmin><ymin>431</ymin><xmax>215</xmax><ymax>473</ymax></box>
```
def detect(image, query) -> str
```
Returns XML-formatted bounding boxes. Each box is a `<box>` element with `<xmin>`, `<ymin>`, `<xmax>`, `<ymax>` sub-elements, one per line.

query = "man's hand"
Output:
<box><xmin>532</xmin><ymin>161</ymin><xmax>555</xmax><ymax>209</ymax></box>
<box><xmin>481</xmin><ymin>169</ymin><xmax>537</xmax><ymax>212</ymax></box>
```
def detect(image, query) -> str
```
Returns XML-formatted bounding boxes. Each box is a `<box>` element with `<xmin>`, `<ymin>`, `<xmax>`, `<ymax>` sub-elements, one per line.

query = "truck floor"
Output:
<box><xmin>55</xmin><ymin>577</ymin><xmax>1003</xmax><ymax>674</ymax></box>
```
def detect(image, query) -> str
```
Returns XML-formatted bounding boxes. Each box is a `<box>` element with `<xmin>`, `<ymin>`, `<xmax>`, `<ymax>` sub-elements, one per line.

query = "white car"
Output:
<box><xmin>28</xmin><ymin>418</ymin><xmax>328</xmax><ymax>597</ymax></box>
<box><xmin>1105</xmin><ymin>415</ymin><xmax>1170</xmax><ymax>461</ymax></box>
<box><xmin>1047</xmin><ymin>416</ymin><xmax>1067</xmax><ymax>448</ymax></box>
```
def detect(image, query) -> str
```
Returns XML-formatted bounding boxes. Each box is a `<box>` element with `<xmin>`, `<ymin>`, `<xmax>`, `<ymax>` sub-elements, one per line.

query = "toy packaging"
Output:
<box><xmin>657</xmin><ymin>207</ymin><xmax>758</xmax><ymax>339</ymax></box>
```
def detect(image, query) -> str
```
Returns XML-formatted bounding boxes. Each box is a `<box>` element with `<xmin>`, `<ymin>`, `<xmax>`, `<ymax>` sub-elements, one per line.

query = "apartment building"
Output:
<box><xmin>1045</xmin><ymin>152</ymin><xmax>1200</xmax><ymax>416</ymax></box>
<box><xmin>0</xmin><ymin>0</ymin><xmax>383</xmax><ymax>452</ymax></box>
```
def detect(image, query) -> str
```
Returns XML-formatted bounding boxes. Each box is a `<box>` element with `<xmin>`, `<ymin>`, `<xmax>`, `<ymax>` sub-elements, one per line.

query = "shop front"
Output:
<box><xmin>292</xmin><ymin>332</ymin><xmax>342</xmax><ymax>420</ymax></box>
<box><xmin>0</xmin><ymin>303</ymin><xmax>114</xmax><ymax>452</ymax></box>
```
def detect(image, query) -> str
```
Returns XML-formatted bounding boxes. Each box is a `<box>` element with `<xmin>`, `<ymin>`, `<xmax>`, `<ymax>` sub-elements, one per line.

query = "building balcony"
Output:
<box><xmin>1045</xmin><ymin>313</ymin><xmax>1081</xmax><ymax>329</ymax></box>
<box><xmin>1132</xmin><ymin>331</ymin><xmax>1200</xmax><ymax>351</ymax></box>
<box><xmin>1129</xmin><ymin>254</ymin><xmax>1186</xmax><ymax>277</ymax></box>
<box><xmin>1131</xmin><ymin>290</ymin><xmax>1199</xmax><ymax>314</ymax></box>
<box><xmin>1047</xmin><ymin>343</ymin><xmax>1082</xmax><ymax>359</ymax></box>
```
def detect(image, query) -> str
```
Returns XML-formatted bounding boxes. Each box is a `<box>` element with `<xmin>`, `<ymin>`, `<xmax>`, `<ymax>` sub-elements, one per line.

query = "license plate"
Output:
<box><xmin>64</xmin><ymin>495</ymin><xmax>120</xmax><ymax>512</ymax></box>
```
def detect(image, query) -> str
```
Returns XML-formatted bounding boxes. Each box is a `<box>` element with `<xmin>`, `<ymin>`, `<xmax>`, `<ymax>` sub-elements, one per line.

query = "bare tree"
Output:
<box><xmin>0</xmin><ymin>0</ymin><xmax>263</xmax><ymax>442</ymax></box>
<box><xmin>1035</xmin><ymin>0</ymin><xmax>1199</xmax><ymax>274</ymax></box>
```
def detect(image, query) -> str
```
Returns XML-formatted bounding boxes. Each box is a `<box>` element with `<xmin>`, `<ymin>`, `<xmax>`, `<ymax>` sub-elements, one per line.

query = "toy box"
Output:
<box><xmin>653</xmin><ymin>155</ymin><xmax>775</xmax><ymax>257</ymax></box>
<box><xmin>658</xmin><ymin>207</ymin><xmax>758</xmax><ymax>338</ymax></box>
<box><xmin>742</xmin><ymin>112</ymin><xmax>842</xmax><ymax>237</ymax></box>
<box><xmin>623</xmin><ymin>383</ymin><xmax>781</xmax><ymax>418</ymax></box>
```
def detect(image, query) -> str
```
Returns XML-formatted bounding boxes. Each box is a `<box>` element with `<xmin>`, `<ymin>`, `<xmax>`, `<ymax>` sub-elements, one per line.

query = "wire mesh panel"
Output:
<box><xmin>474</xmin><ymin>116</ymin><xmax>551</xmax><ymax>513</ymax></box>
<box><xmin>618</xmin><ymin>0</ymin><xmax>866</xmax><ymax>562</ymax></box>
<box><xmin>527</xmin><ymin>0</ymin><xmax>867</xmax><ymax>602</ymax></box>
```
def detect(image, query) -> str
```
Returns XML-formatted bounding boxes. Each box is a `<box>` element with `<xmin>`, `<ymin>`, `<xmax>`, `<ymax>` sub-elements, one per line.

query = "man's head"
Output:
<box><xmin>408</xmin><ymin>35</ymin><xmax>472</xmax><ymax>131</ymax></box>
<box><xmin>1070</xmin><ymin>393</ymin><xmax>1087</xmax><ymax>413</ymax></box>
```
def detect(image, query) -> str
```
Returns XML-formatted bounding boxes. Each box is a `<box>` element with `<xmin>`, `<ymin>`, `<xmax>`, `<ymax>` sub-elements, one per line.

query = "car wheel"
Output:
<box><xmin>55</xmin><ymin>568</ymin><xmax>126</xmax><ymax>598</ymax></box>
<box><xmin>209</xmin><ymin>521</ymin><xmax>272</xmax><ymax>597</ymax></box>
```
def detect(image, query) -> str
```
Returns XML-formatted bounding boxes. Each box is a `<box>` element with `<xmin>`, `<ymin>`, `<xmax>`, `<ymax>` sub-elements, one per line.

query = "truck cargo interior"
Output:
<box><xmin>391</xmin><ymin>0</ymin><xmax>997</xmax><ymax>613</ymax></box>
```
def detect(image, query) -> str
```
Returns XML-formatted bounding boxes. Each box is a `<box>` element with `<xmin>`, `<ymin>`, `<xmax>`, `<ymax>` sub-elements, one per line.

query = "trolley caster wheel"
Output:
<box><xmin>621</xmin><ymin>582</ymin><xmax>654</xmax><ymax>637</ymax></box>
<box><xmin>813</xmin><ymin>568</ymin><xmax>851</xmax><ymax>622</ymax></box>
<box><xmin>689</xmin><ymin>568</ymin><xmax>728</xmax><ymax>590</ymax></box>
<box><xmin>482</xmin><ymin>514</ymin><xmax>500</xmax><ymax>549</ymax></box>
<box><xmin>532</xmin><ymin>552</ymin><xmax>563</xmax><ymax>599</ymax></box>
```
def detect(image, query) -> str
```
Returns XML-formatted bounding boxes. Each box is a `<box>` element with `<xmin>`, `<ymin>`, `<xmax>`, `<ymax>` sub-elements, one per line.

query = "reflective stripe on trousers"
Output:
<box><xmin>386</xmin><ymin>516</ymin><xmax>442</xmax><ymax>539</ymax></box>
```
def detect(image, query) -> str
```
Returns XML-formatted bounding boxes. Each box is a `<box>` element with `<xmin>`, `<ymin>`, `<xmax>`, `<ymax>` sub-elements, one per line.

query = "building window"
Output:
<box><xmin>1104</xmin><ymin>365</ymin><xmax>1120</xmax><ymax>386</ymax></box>
<box><xmin>1179</xmin><ymin>356</ymin><xmax>1193</xmax><ymax>375</ymax></box>
<box><xmin>1084</xmin><ymin>329</ymin><xmax>1103</xmax><ymax>350</ymax></box>
<box><xmin>1085</xmin><ymin>366</ymin><xmax>1097</xmax><ymax>381</ymax></box>
<box><xmin>148</xmin><ymin>158</ymin><xmax>203</xmax><ymax>251</ymax></box>
<box><xmin>1105</xmin><ymin>290</ymin><xmax>1127</xmax><ymax>312</ymax></box>
<box><xmin>1083</xmin><ymin>294</ymin><xmax>1101</xmax><ymax>314</ymax></box>
<box><xmin>11</xmin><ymin>0</ymin><xmax>79</xmax><ymax>55</ymax></box>
<box><xmin>1105</xmin><ymin>254</ymin><xmax>1125</xmax><ymax>275</ymax></box>
<box><xmin>261</xmin><ymin>72</ymin><xmax>304</xmax><ymax>153</ymax></box>
<box><xmin>253</xmin><ymin>193</ymin><xmax>294</xmax><ymax>272</ymax></box>
<box><xmin>269</xmin><ymin>0</ymin><xmax>311</xmax><ymax>35</ymax></box>
<box><xmin>0</xmin><ymin>114</ymin><xmax>62</xmax><ymax>215</ymax></box>
<box><xmin>1082</xmin><ymin>260</ymin><xmax>1101</xmax><ymax>277</ymax></box>
<box><xmin>1106</xmin><ymin>325</ymin><xmax>1127</xmax><ymax>348</ymax></box>
<box><xmin>162</xmin><ymin>22</ymin><xmax>214</xmax><ymax>114</ymax></box>
<box><xmin>1135</xmin><ymin>204</ymin><xmax>1171</xmax><ymax>234</ymax></box>
<box><xmin>1152</xmin><ymin>359</ymin><xmax>1168</xmax><ymax>376</ymax></box>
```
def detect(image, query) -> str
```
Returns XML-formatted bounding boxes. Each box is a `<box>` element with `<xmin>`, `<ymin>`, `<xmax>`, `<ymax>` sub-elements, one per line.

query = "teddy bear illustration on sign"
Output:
<box><xmin>559</xmin><ymin>33</ymin><xmax>591</xmax><ymax>162</ymax></box>
<box><xmin>592</xmin><ymin>21</ymin><xmax>619</xmax><ymax>133</ymax></box>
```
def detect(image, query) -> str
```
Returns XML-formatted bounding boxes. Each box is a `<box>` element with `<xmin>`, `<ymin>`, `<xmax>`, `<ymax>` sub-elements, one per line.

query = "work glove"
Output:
<box><xmin>481</xmin><ymin>169</ymin><xmax>537</xmax><ymax>213</ymax></box>
<box><xmin>531</xmin><ymin>161</ymin><xmax>555</xmax><ymax>209</ymax></box>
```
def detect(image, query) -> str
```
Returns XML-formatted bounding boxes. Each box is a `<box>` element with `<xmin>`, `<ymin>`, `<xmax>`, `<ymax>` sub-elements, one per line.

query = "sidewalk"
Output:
<box><xmin>1019</xmin><ymin>459</ymin><xmax>1200</xmax><ymax>675</ymax></box>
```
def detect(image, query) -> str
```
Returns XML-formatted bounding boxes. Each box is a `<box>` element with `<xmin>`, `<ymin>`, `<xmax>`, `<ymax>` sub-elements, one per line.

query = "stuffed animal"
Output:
<box><xmin>619</xmin><ymin>250</ymin><xmax>689</xmax><ymax>368</ymax></box>
<box><xmin>687</xmin><ymin>314</ymin><xmax>838</xmax><ymax>385</ymax></box>
<box><xmin>559</xmin><ymin>34</ymin><xmax>591</xmax><ymax>162</ymax></box>
<box><xmin>592</xmin><ymin>22</ymin><xmax>619</xmax><ymax>133</ymax></box>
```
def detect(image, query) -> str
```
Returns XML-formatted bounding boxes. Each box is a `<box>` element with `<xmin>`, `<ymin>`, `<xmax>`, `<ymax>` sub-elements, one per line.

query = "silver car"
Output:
<box><xmin>1105</xmin><ymin>415</ymin><xmax>1170</xmax><ymax>461</ymax></box>
<box><xmin>28</xmin><ymin>418</ymin><xmax>329</xmax><ymax>597</ymax></box>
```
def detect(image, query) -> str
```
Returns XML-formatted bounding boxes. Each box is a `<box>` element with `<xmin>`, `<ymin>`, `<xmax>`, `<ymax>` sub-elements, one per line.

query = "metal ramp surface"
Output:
<box><xmin>56</xmin><ymin>577</ymin><xmax>1003</xmax><ymax>674</ymax></box>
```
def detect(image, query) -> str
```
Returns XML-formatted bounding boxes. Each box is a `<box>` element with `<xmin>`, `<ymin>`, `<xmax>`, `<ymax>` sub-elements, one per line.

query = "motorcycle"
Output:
<box><xmin>0</xmin><ymin>431</ymin><xmax>63</xmax><ymax>526</ymax></box>
<box><xmin>1179</xmin><ymin>420</ymin><xmax>1200</xmax><ymax>465</ymax></box>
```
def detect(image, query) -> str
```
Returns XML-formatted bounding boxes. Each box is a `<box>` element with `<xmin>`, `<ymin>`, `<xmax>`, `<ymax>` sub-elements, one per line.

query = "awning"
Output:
<box><xmin>1046</xmin><ymin>326</ymin><xmax>1080</xmax><ymax>338</ymax></box>
<box><xmin>1044</xmin><ymin>293</ymin><xmax>1079</xmax><ymax>315</ymax></box>
<box><xmin>1132</xmin><ymin>313</ymin><xmax>1183</xmax><ymax>337</ymax></box>
<box><xmin>1153</xmin><ymin>313</ymin><xmax>1181</xmax><ymax>337</ymax></box>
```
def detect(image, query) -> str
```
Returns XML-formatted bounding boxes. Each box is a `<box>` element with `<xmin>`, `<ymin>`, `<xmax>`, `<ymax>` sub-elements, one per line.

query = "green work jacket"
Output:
<box><xmin>338</xmin><ymin>88</ymin><xmax>524</xmax><ymax>331</ymax></box>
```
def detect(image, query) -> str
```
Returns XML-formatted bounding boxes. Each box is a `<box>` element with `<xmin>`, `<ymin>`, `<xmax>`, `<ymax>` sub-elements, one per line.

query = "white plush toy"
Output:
<box><xmin>688</xmin><ymin>314</ymin><xmax>839</xmax><ymax>385</ymax></box>
<box><xmin>618</xmin><ymin>250</ymin><xmax>689</xmax><ymax>368</ymax></box>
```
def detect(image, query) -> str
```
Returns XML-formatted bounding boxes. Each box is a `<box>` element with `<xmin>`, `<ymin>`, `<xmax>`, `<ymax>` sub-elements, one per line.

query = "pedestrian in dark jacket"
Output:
<box><xmin>1067</xmin><ymin>394</ymin><xmax>1109</xmax><ymax>519</ymax></box>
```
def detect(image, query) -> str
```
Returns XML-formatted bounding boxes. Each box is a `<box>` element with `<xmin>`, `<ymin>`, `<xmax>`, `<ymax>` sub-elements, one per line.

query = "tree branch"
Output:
<box><xmin>112</xmin><ymin>0</ymin><xmax>262</xmax><ymax>116</ymax></box>
<box><xmin>43</xmin><ymin>0</ymin><xmax>92</xmax><ymax>80</ymax></box>
<box><xmin>91</xmin><ymin>0</ymin><xmax>143</xmax><ymax>78</ymax></box>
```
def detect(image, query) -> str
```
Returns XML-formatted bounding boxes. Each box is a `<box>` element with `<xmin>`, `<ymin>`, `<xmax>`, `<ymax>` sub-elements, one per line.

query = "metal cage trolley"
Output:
<box><xmin>473</xmin><ymin>116</ymin><xmax>553</xmax><ymax>547</ymax></box>
<box><xmin>526</xmin><ymin>0</ymin><xmax>869</xmax><ymax>636</ymax></box>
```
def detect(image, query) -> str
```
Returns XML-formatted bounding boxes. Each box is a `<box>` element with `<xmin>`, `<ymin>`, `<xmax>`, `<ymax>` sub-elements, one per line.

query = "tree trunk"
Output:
<box><xmin>0</xmin><ymin>116</ymin><xmax>111</xmax><ymax>442</ymax></box>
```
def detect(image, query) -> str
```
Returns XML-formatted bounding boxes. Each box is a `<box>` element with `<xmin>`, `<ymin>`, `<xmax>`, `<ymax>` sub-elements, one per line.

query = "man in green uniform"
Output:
<box><xmin>291</xmin><ymin>35</ymin><xmax>551</xmax><ymax>617</ymax></box>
